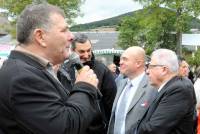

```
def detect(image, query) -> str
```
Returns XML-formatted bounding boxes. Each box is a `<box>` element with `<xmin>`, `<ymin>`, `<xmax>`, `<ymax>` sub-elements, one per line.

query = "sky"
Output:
<box><xmin>75</xmin><ymin>0</ymin><xmax>143</xmax><ymax>24</ymax></box>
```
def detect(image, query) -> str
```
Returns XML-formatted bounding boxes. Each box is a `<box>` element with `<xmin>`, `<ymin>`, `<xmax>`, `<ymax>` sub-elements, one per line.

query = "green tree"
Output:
<box><xmin>118</xmin><ymin>15</ymin><xmax>140</xmax><ymax>49</ymax></box>
<box><xmin>118</xmin><ymin>7</ymin><xmax>178</xmax><ymax>54</ymax></box>
<box><xmin>186</xmin><ymin>48</ymin><xmax>200</xmax><ymax>67</ymax></box>
<box><xmin>133</xmin><ymin>0</ymin><xmax>200</xmax><ymax>55</ymax></box>
<box><xmin>0</xmin><ymin>0</ymin><xmax>84</xmax><ymax>24</ymax></box>
<box><xmin>0</xmin><ymin>0</ymin><xmax>84</xmax><ymax>38</ymax></box>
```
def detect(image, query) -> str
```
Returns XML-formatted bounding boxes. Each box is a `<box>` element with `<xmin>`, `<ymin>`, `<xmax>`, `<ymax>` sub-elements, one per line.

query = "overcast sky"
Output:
<box><xmin>75</xmin><ymin>0</ymin><xmax>143</xmax><ymax>24</ymax></box>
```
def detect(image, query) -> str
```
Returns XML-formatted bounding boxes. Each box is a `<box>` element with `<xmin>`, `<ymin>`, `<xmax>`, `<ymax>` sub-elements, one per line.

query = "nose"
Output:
<box><xmin>82</xmin><ymin>52</ymin><xmax>90</xmax><ymax>59</ymax></box>
<box><xmin>119</xmin><ymin>60</ymin><xmax>123</xmax><ymax>65</ymax></box>
<box><xmin>67</xmin><ymin>31</ymin><xmax>74</xmax><ymax>42</ymax></box>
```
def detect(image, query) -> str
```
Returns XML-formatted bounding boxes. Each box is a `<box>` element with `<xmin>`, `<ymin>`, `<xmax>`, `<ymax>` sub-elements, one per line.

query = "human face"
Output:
<box><xmin>108</xmin><ymin>63</ymin><xmax>117</xmax><ymax>73</ymax></box>
<box><xmin>74</xmin><ymin>40</ymin><xmax>92</xmax><ymax>63</ymax></box>
<box><xmin>119</xmin><ymin>51</ymin><xmax>139</xmax><ymax>79</ymax></box>
<box><xmin>179</xmin><ymin>60</ymin><xmax>189</xmax><ymax>77</ymax></box>
<box><xmin>43</xmin><ymin>13</ymin><xmax>74</xmax><ymax>65</ymax></box>
<box><xmin>146</xmin><ymin>57</ymin><xmax>166</xmax><ymax>88</ymax></box>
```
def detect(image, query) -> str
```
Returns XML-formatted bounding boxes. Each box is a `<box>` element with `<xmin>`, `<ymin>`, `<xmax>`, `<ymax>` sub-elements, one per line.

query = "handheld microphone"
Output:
<box><xmin>68</xmin><ymin>52</ymin><xmax>84</xmax><ymax>72</ymax></box>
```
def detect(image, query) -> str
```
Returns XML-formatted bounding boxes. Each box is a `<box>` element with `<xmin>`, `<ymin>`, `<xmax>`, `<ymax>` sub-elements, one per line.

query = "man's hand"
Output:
<box><xmin>75</xmin><ymin>66</ymin><xmax>98</xmax><ymax>89</ymax></box>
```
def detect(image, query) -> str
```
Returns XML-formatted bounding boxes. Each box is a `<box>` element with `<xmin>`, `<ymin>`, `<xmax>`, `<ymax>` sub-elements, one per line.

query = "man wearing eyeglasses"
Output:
<box><xmin>135</xmin><ymin>49</ymin><xmax>196</xmax><ymax>134</ymax></box>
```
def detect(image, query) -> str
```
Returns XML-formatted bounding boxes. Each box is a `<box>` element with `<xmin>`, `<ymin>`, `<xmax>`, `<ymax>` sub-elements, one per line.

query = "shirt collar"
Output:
<box><xmin>128</xmin><ymin>72</ymin><xmax>145</xmax><ymax>87</ymax></box>
<box><xmin>158</xmin><ymin>81</ymin><xmax>168</xmax><ymax>92</ymax></box>
<box><xmin>14</xmin><ymin>46</ymin><xmax>50</xmax><ymax>68</ymax></box>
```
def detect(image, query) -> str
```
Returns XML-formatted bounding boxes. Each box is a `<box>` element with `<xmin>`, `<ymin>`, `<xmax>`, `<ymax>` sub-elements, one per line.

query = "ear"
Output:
<box><xmin>33</xmin><ymin>29</ymin><xmax>47</xmax><ymax>47</ymax></box>
<box><xmin>136</xmin><ymin>60</ymin><xmax>143</xmax><ymax>67</ymax></box>
<box><xmin>161</xmin><ymin>66</ymin><xmax>168</xmax><ymax>76</ymax></box>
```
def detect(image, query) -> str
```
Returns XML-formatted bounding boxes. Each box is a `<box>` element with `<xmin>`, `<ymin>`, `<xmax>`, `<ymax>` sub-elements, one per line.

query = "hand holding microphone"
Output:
<box><xmin>75</xmin><ymin>66</ymin><xmax>98</xmax><ymax>88</ymax></box>
<box><xmin>69</xmin><ymin>52</ymin><xmax>98</xmax><ymax>88</ymax></box>
<box><xmin>68</xmin><ymin>52</ymin><xmax>84</xmax><ymax>73</ymax></box>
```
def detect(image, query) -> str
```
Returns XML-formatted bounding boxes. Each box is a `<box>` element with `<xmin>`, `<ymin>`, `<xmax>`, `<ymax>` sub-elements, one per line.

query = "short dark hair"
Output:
<box><xmin>71</xmin><ymin>34</ymin><xmax>92</xmax><ymax>50</ymax></box>
<box><xmin>17</xmin><ymin>3</ymin><xmax>65</xmax><ymax>45</ymax></box>
<box><xmin>177</xmin><ymin>55</ymin><xmax>186</xmax><ymax>65</ymax></box>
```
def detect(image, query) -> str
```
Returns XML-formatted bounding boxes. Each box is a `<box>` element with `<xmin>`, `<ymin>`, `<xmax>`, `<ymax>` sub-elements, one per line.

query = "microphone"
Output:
<box><xmin>68</xmin><ymin>52</ymin><xmax>84</xmax><ymax>71</ymax></box>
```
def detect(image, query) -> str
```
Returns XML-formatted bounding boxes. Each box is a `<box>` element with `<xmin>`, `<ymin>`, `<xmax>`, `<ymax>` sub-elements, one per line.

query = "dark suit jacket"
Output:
<box><xmin>137</xmin><ymin>76</ymin><xmax>196</xmax><ymax>134</ymax></box>
<box><xmin>58</xmin><ymin>54</ymin><xmax>117</xmax><ymax>128</ymax></box>
<box><xmin>0</xmin><ymin>51</ymin><xmax>103</xmax><ymax>134</ymax></box>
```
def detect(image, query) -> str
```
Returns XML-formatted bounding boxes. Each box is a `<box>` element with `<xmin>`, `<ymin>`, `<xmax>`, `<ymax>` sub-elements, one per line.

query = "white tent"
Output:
<box><xmin>182</xmin><ymin>34</ymin><xmax>200</xmax><ymax>46</ymax></box>
<box><xmin>93</xmin><ymin>49</ymin><xmax>124</xmax><ymax>55</ymax></box>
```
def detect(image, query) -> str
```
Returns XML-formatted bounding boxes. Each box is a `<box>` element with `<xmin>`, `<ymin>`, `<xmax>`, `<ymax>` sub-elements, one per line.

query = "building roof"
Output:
<box><xmin>73</xmin><ymin>31</ymin><xmax>120</xmax><ymax>50</ymax></box>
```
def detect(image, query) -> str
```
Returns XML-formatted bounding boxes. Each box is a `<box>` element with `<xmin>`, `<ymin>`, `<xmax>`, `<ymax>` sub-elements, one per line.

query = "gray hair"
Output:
<box><xmin>71</xmin><ymin>34</ymin><xmax>92</xmax><ymax>50</ymax></box>
<box><xmin>151</xmin><ymin>49</ymin><xmax>179</xmax><ymax>73</ymax></box>
<box><xmin>17</xmin><ymin>3</ymin><xmax>65</xmax><ymax>44</ymax></box>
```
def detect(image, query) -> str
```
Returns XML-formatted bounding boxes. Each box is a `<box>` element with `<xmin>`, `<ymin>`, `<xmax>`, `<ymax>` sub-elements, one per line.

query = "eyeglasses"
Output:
<box><xmin>145</xmin><ymin>64</ymin><xmax>165</xmax><ymax>69</ymax></box>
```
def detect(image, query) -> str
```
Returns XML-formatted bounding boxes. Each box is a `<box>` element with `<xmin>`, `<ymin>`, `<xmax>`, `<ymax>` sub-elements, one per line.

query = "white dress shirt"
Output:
<box><xmin>115</xmin><ymin>72</ymin><xmax>145</xmax><ymax>134</ymax></box>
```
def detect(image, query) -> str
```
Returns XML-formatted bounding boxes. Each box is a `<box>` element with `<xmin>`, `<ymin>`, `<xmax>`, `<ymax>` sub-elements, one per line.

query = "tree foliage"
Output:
<box><xmin>186</xmin><ymin>48</ymin><xmax>200</xmax><ymax>67</ymax></box>
<box><xmin>118</xmin><ymin>7</ymin><xmax>179</xmax><ymax>55</ymax></box>
<box><xmin>0</xmin><ymin>0</ymin><xmax>84</xmax><ymax>24</ymax></box>
<box><xmin>117</xmin><ymin>0</ymin><xmax>200</xmax><ymax>55</ymax></box>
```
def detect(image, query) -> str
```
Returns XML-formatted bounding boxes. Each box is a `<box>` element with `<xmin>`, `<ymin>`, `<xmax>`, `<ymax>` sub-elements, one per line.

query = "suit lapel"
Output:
<box><xmin>144</xmin><ymin>76</ymin><xmax>178</xmax><ymax>120</ymax></box>
<box><xmin>127</xmin><ymin>75</ymin><xmax>148</xmax><ymax>113</ymax></box>
<box><xmin>112</xmin><ymin>78</ymin><xmax>128</xmax><ymax>112</ymax></box>
<box><xmin>152</xmin><ymin>76</ymin><xmax>177</xmax><ymax>104</ymax></box>
<box><xmin>44</xmin><ymin>69</ymin><xmax>70</xmax><ymax>95</ymax></box>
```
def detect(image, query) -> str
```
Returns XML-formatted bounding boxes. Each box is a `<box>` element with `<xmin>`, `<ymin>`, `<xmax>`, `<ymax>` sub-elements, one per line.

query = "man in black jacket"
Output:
<box><xmin>58</xmin><ymin>34</ymin><xmax>117</xmax><ymax>133</ymax></box>
<box><xmin>0</xmin><ymin>3</ymin><xmax>103</xmax><ymax>134</ymax></box>
<box><xmin>135</xmin><ymin>49</ymin><xmax>196</xmax><ymax>134</ymax></box>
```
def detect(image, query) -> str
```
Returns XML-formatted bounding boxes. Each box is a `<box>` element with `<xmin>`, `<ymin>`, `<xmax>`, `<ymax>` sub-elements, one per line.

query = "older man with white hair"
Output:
<box><xmin>136</xmin><ymin>49</ymin><xmax>196</xmax><ymax>134</ymax></box>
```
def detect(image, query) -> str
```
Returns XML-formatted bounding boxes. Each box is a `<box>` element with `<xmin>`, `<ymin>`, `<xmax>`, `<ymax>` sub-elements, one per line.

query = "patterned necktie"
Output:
<box><xmin>114</xmin><ymin>82</ymin><xmax>133</xmax><ymax>134</ymax></box>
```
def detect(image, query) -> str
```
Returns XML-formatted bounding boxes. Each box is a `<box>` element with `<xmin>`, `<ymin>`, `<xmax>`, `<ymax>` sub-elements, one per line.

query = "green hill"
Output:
<box><xmin>70</xmin><ymin>11</ymin><xmax>136</xmax><ymax>31</ymax></box>
<box><xmin>70</xmin><ymin>9</ymin><xmax>200</xmax><ymax>32</ymax></box>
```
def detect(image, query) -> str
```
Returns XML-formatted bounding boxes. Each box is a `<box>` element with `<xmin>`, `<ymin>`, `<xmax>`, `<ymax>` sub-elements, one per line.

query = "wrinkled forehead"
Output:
<box><xmin>149</xmin><ymin>56</ymin><xmax>158</xmax><ymax>64</ymax></box>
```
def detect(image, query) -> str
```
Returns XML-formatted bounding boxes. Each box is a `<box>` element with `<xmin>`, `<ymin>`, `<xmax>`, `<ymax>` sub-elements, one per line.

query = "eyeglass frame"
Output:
<box><xmin>145</xmin><ymin>63</ymin><xmax>166</xmax><ymax>69</ymax></box>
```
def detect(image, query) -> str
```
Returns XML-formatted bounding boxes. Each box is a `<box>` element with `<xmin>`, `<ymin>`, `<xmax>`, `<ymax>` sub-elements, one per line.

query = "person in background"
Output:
<box><xmin>107</xmin><ymin>63</ymin><xmax>118</xmax><ymax>79</ymax></box>
<box><xmin>0</xmin><ymin>3</ymin><xmax>103</xmax><ymax>134</ymax></box>
<box><xmin>58</xmin><ymin>34</ymin><xmax>117</xmax><ymax>133</ymax></box>
<box><xmin>178</xmin><ymin>56</ymin><xmax>194</xmax><ymax>83</ymax></box>
<box><xmin>107</xmin><ymin>46</ymin><xmax>157</xmax><ymax>134</ymax></box>
<box><xmin>136</xmin><ymin>49</ymin><xmax>196</xmax><ymax>134</ymax></box>
<box><xmin>194</xmin><ymin>67</ymin><xmax>200</xmax><ymax>134</ymax></box>
<box><xmin>178</xmin><ymin>57</ymin><xmax>189</xmax><ymax>77</ymax></box>
<box><xmin>194</xmin><ymin>67</ymin><xmax>200</xmax><ymax>111</ymax></box>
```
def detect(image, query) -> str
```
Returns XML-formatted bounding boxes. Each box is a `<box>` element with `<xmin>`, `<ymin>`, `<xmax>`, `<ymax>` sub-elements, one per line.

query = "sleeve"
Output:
<box><xmin>10</xmin><ymin>69</ymin><xmax>100</xmax><ymax>134</ymax></box>
<box><xmin>138</xmin><ymin>85</ymin><xmax>195</xmax><ymax>134</ymax></box>
<box><xmin>100</xmin><ymin>67</ymin><xmax>117</xmax><ymax>120</ymax></box>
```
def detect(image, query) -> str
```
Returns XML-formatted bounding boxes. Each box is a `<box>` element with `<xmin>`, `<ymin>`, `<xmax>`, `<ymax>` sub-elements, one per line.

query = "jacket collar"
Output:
<box><xmin>9</xmin><ymin>50</ymin><xmax>46</xmax><ymax>70</ymax></box>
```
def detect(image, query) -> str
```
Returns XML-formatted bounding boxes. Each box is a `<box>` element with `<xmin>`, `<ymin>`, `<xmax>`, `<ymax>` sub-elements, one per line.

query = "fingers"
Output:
<box><xmin>75</xmin><ymin>66</ymin><xmax>99</xmax><ymax>88</ymax></box>
<box><xmin>81</xmin><ymin>65</ymin><xmax>90</xmax><ymax>72</ymax></box>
